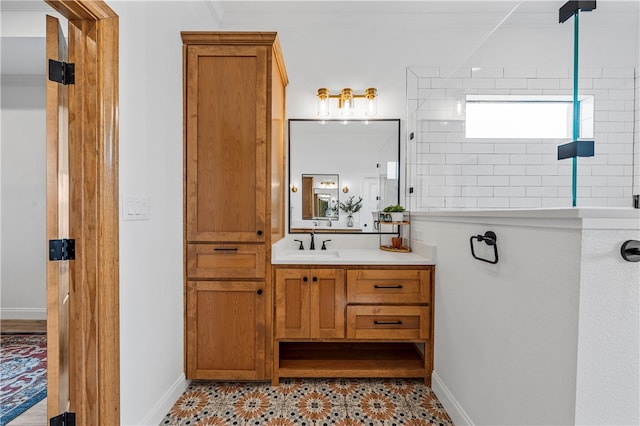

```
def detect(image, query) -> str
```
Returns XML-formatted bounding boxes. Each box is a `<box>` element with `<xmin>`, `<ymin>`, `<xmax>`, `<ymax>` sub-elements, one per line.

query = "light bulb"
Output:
<box><xmin>365</xmin><ymin>88</ymin><xmax>377</xmax><ymax>116</ymax></box>
<box><xmin>317</xmin><ymin>88</ymin><xmax>330</xmax><ymax>116</ymax></box>
<box><xmin>339</xmin><ymin>88</ymin><xmax>354</xmax><ymax>117</ymax></box>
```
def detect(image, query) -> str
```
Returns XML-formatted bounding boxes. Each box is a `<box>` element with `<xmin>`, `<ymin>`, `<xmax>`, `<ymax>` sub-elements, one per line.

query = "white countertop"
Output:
<box><xmin>272</xmin><ymin>247</ymin><xmax>435</xmax><ymax>265</ymax></box>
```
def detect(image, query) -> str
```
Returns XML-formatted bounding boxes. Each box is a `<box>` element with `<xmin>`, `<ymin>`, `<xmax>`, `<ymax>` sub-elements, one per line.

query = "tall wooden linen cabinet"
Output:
<box><xmin>182</xmin><ymin>32</ymin><xmax>288</xmax><ymax>380</ymax></box>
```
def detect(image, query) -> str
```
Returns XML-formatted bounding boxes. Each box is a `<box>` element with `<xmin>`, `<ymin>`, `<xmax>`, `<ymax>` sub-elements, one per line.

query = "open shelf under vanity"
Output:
<box><xmin>275</xmin><ymin>341</ymin><xmax>429</xmax><ymax>383</ymax></box>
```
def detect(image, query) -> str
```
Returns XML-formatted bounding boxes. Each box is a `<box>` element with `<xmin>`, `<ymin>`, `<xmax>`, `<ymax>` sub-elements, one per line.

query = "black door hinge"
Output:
<box><xmin>48</xmin><ymin>59</ymin><xmax>75</xmax><ymax>85</ymax></box>
<box><xmin>49</xmin><ymin>239</ymin><xmax>75</xmax><ymax>261</ymax></box>
<box><xmin>50</xmin><ymin>412</ymin><xmax>76</xmax><ymax>426</ymax></box>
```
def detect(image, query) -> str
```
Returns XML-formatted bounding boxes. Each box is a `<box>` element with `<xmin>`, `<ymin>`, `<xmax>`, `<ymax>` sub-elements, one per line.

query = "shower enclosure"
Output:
<box><xmin>406</xmin><ymin>1</ymin><xmax>639</xmax><ymax>211</ymax></box>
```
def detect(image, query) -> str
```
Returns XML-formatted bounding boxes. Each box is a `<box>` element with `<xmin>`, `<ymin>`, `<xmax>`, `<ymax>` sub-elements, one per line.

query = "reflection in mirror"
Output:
<box><xmin>289</xmin><ymin>119</ymin><xmax>400</xmax><ymax>233</ymax></box>
<box><xmin>302</xmin><ymin>174</ymin><xmax>339</xmax><ymax>220</ymax></box>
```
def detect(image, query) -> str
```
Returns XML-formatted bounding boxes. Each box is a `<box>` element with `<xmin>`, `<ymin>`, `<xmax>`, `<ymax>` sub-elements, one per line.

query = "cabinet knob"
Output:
<box><xmin>312</xmin><ymin>277</ymin><xmax>318</xmax><ymax>282</ymax></box>
<box><xmin>303</xmin><ymin>277</ymin><xmax>308</xmax><ymax>282</ymax></box>
<box><xmin>256</xmin><ymin>289</ymin><xmax>263</xmax><ymax>295</ymax></box>
<box><xmin>256</xmin><ymin>230</ymin><xmax>263</xmax><ymax>236</ymax></box>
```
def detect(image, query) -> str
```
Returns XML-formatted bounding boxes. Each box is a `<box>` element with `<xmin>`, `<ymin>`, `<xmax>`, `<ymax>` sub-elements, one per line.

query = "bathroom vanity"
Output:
<box><xmin>272</xmin><ymin>249</ymin><xmax>435</xmax><ymax>386</ymax></box>
<box><xmin>181</xmin><ymin>31</ymin><xmax>434</xmax><ymax>386</ymax></box>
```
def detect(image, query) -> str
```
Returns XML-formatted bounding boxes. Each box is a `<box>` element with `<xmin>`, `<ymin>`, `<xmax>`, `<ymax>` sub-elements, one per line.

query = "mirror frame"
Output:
<box><xmin>288</xmin><ymin>118</ymin><xmax>401</xmax><ymax>234</ymax></box>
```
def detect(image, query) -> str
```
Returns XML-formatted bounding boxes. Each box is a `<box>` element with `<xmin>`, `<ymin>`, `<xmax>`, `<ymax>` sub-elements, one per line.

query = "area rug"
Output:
<box><xmin>0</xmin><ymin>334</ymin><xmax>47</xmax><ymax>426</ymax></box>
<box><xmin>162</xmin><ymin>378</ymin><xmax>453</xmax><ymax>425</ymax></box>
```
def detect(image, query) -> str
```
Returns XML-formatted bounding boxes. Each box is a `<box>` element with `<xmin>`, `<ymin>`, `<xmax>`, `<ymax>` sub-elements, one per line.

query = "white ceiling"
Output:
<box><xmin>215</xmin><ymin>0</ymin><xmax>639</xmax><ymax>28</ymax></box>
<box><xmin>1</xmin><ymin>0</ymin><xmax>638</xmax><ymax>75</ymax></box>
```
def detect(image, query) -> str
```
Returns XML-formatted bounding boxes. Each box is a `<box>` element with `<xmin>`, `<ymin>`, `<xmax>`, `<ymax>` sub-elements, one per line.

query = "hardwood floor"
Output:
<box><xmin>7</xmin><ymin>399</ymin><xmax>47</xmax><ymax>425</ymax></box>
<box><xmin>1</xmin><ymin>320</ymin><xmax>47</xmax><ymax>334</ymax></box>
<box><xmin>2</xmin><ymin>320</ymin><xmax>48</xmax><ymax>425</ymax></box>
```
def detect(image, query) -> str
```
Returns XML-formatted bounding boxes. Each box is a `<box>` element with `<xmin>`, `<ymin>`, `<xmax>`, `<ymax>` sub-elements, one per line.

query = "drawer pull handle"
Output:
<box><xmin>214</xmin><ymin>248</ymin><xmax>238</xmax><ymax>251</ymax></box>
<box><xmin>374</xmin><ymin>284</ymin><xmax>403</xmax><ymax>289</ymax></box>
<box><xmin>303</xmin><ymin>277</ymin><xmax>308</xmax><ymax>282</ymax></box>
<box><xmin>374</xmin><ymin>320</ymin><xmax>403</xmax><ymax>325</ymax></box>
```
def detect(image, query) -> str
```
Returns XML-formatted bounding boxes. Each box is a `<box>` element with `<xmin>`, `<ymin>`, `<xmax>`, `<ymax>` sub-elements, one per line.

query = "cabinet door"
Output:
<box><xmin>186</xmin><ymin>281</ymin><xmax>266</xmax><ymax>380</ymax></box>
<box><xmin>185</xmin><ymin>44</ymin><xmax>267</xmax><ymax>243</ymax></box>
<box><xmin>311</xmin><ymin>268</ymin><xmax>345</xmax><ymax>339</ymax></box>
<box><xmin>274</xmin><ymin>269</ymin><xmax>310</xmax><ymax>338</ymax></box>
<box><xmin>275</xmin><ymin>268</ymin><xmax>345</xmax><ymax>339</ymax></box>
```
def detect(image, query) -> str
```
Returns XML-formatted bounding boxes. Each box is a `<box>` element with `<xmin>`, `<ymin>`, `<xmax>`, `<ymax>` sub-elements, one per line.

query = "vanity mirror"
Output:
<box><xmin>289</xmin><ymin>119</ymin><xmax>400</xmax><ymax>233</ymax></box>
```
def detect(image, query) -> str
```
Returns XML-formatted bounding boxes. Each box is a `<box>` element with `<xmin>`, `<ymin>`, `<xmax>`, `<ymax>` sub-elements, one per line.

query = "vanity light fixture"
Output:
<box><xmin>316</xmin><ymin>87</ymin><xmax>377</xmax><ymax>117</ymax></box>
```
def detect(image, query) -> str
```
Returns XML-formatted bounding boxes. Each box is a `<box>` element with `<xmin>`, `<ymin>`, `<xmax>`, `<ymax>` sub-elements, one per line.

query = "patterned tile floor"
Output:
<box><xmin>161</xmin><ymin>378</ymin><xmax>453</xmax><ymax>425</ymax></box>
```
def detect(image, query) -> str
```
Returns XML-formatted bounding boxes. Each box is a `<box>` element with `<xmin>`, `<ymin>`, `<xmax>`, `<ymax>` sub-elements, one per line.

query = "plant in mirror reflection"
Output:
<box><xmin>339</xmin><ymin>196</ymin><xmax>363</xmax><ymax>216</ymax></box>
<box><xmin>327</xmin><ymin>199</ymin><xmax>339</xmax><ymax>217</ymax></box>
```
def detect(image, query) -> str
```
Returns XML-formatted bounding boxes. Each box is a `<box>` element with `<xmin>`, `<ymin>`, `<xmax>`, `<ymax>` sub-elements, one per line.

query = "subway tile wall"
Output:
<box><xmin>406</xmin><ymin>67</ymin><xmax>639</xmax><ymax>210</ymax></box>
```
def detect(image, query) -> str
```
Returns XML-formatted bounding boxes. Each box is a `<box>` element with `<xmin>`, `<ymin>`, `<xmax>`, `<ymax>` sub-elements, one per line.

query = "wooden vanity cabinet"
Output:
<box><xmin>182</xmin><ymin>32</ymin><xmax>288</xmax><ymax>380</ymax></box>
<box><xmin>273</xmin><ymin>265</ymin><xmax>435</xmax><ymax>386</ymax></box>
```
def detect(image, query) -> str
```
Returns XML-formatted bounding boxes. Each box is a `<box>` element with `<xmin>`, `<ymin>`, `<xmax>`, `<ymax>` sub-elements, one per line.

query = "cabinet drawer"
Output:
<box><xmin>187</xmin><ymin>244</ymin><xmax>265</xmax><ymax>279</ymax></box>
<box><xmin>346</xmin><ymin>306</ymin><xmax>429</xmax><ymax>340</ymax></box>
<box><xmin>347</xmin><ymin>269</ymin><xmax>430</xmax><ymax>304</ymax></box>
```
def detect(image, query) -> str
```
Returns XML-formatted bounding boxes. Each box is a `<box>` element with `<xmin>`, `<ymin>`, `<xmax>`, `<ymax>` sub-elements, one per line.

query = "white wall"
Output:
<box><xmin>111</xmin><ymin>2</ymin><xmax>216</xmax><ymax>424</ymax></box>
<box><xmin>575</xmin><ymin>227</ymin><xmax>640</xmax><ymax>425</ymax></box>
<box><xmin>245</xmin><ymin>2</ymin><xmax>640</xmax><ymax>121</ymax></box>
<box><xmin>0</xmin><ymin>3</ymin><xmax>66</xmax><ymax>321</ymax></box>
<box><xmin>414</xmin><ymin>213</ymin><xmax>581</xmax><ymax>424</ymax></box>
<box><xmin>0</xmin><ymin>75</ymin><xmax>47</xmax><ymax>320</ymax></box>
<box><xmin>412</xmin><ymin>210</ymin><xmax>640</xmax><ymax>425</ymax></box>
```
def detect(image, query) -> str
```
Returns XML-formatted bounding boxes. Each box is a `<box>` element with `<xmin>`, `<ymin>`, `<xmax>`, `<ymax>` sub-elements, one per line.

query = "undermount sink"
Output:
<box><xmin>281</xmin><ymin>250</ymin><xmax>340</xmax><ymax>259</ymax></box>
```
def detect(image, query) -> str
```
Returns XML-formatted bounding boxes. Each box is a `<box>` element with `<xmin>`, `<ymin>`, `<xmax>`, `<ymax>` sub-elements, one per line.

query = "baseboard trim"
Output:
<box><xmin>136</xmin><ymin>373</ymin><xmax>189</xmax><ymax>426</ymax></box>
<box><xmin>432</xmin><ymin>371</ymin><xmax>475</xmax><ymax>426</ymax></box>
<box><xmin>0</xmin><ymin>308</ymin><xmax>46</xmax><ymax>320</ymax></box>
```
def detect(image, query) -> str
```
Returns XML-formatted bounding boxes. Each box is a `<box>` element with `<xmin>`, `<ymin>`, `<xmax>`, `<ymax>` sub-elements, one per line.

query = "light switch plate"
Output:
<box><xmin>122</xmin><ymin>195</ymin><xmax>150</xmax><ymax>221</ymax></box>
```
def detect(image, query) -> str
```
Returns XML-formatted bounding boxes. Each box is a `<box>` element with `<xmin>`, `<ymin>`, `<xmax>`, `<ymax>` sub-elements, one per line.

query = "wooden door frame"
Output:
<box><xmin>45</xmin><ymin>1</ymin><xmax>120</xmax><ymax>424</ymax></box>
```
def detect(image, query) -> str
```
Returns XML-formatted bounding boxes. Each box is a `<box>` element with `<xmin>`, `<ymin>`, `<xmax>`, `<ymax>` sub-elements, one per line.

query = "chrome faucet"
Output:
<box><xmin>309</xmin><ymin>231</ymin><xmax>316</xmax><ymax>250</ymax></box>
